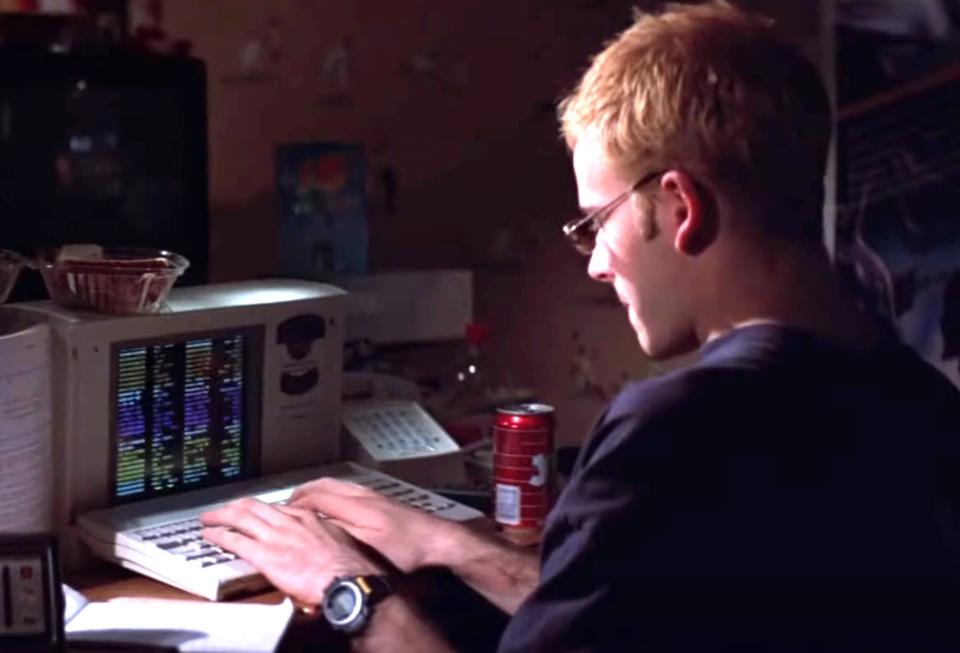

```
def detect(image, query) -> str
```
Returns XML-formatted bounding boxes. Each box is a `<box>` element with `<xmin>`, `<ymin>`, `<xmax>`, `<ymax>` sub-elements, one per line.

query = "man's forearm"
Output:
<box><xmin>352</xmin><ymin>595</ymin><xmax>455</xmax><ymax>653</ymax></box>
<box><xmin>429</xmin><ymin>523</ymin><xmax>539</xmax><ymax>614</ymax></box>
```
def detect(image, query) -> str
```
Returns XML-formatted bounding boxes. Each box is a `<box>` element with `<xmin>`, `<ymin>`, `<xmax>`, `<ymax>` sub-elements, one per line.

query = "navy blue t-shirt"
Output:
<box><xmin>499</xmin><ymin>325</ymin><xmax>960</xmax><ymax>652</ymax></box>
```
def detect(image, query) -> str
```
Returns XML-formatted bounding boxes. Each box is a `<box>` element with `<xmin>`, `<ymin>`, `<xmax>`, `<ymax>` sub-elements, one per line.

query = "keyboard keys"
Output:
<box><xmin>128</xmin><ymin>472</ymin><xmax>458</xmax><ymax>572</ymax></box>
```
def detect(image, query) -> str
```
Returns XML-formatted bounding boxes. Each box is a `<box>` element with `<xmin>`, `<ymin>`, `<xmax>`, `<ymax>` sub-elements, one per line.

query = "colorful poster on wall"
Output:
<box><xmin>277</xmin><ymin>142</ymin><xmax>369</xmax><ymax>280</ymax></box>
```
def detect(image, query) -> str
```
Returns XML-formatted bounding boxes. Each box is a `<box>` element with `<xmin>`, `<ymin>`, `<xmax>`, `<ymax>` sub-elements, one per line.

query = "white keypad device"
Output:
<box><xmin>342</xmin><ymin>400</ymin><xmax>461</xmax><ymax>460</ymax></box>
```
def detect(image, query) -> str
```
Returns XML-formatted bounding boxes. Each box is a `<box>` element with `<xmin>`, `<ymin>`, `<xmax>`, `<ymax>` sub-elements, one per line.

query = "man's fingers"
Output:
<box><xmin>290</xmin><ymin>477</ymin><xmax>370</xmax><ymax>503</ymax></box>
<box><xmin>271</xmin><ymin>505</ymin><xmax>362</xmax><ymax>550</ymax></box>
<box><xmin>201</xmin><ymin>526</ymin><xmax>265</xmax><ymax>565</ymax></box>
<box><xmin>288</xmin><ymin>492</ymin><xmax>389</xmax><ymax>529</ymax></box>
<box><xmin>274</xmin><ymin>505</ymin><xmax>331</xmax><ymax>531</ymax></box>
<box><xmin>201</xmin><ymin>498</ymin><xmax>297</xmax><ymax>540</ymax></box>
<box><xmin>289</xmin><ymin>486</ymin><xmax>368</xmax><ymax>515</ymax></box>
<box><xmin>275</xmin><ymin>504</ymin><xmax>322</xmax><ymax>520</ymax></box>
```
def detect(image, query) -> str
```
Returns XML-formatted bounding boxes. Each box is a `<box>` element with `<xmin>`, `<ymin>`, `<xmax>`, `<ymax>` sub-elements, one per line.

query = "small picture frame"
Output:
<box><xmin>0</xmin><ymin>534</ymin><xmax>64</xmax><ymax>653</ymax></box>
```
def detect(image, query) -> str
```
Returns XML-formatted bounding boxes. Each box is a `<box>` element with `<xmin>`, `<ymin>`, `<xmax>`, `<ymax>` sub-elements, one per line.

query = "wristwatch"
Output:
<box><xmin>321</xmin><ymin>574</ymin><xmax>395</xmax><ymax>634</ymax></box>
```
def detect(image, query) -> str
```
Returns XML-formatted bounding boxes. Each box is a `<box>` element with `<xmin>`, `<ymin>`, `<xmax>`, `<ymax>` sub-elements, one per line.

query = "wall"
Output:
<box><xmin>162</xmin><ymin>0</ymin><xmax>828</xmax><ymax>447</ymax></box>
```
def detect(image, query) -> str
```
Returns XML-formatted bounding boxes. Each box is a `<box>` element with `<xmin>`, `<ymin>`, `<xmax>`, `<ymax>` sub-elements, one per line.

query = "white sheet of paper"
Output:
<box><xmin>65</xmin><ymin>597</ymin><xmax>295</xmax><ymax>653</ymax></box>
<box><xmin>0</xmin><ymin>321</ymin><xmax>53</xmax><ymax>533</ymax></box>
<box><xmin>63</xmin><ymin>584</ymin><xmax>90</xmax><ymax>625</ymax></box>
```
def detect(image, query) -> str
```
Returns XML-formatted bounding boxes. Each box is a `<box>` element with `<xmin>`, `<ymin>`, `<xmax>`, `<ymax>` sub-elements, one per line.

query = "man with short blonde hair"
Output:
<box><xmin>202</xmin><ymin>3</ymin><xmax>960</xmax><ymax>651</ymax></box>
<box><xmin>560</xmin><ymin>1</ymin><xmax>832</xmax><ymax>241</ymax></box>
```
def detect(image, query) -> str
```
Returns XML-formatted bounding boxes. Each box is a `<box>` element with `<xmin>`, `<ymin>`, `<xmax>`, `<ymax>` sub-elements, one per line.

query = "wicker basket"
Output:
<box><xmin>36</xmin><ymin>247</ymin><xmax>190</xmax><ymax>315</ymax></box>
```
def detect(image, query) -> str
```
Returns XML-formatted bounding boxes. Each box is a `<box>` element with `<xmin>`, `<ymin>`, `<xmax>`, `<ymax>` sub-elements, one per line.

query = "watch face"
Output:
<box><xmin>323</xmin><ymin>580</ymin><xmax>365</xmax><ymax>629</ymax></box>
<box><xmin>328</xmin><ymin>585</ymin><xmax>359</xmax><ymax>621</ymax></box>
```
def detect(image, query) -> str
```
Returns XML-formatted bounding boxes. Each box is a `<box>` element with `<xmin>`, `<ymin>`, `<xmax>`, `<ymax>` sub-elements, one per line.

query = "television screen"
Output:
<box><xmin>0</xmin><ymin>51</ymin><xmax>208</xmax><ymax>301</ymax></box>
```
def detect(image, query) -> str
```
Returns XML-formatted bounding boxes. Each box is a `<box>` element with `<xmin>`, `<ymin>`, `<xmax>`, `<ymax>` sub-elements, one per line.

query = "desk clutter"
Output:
<box><xmin>0</xmin><ymin>535</ymin><xmax>295</xmax><ymax>653</ymax></box>
<box><xmin>0</xmin><ymin>277</ymin><xmax>504</xmax><ymax>613</ymax></box>
<box><xmin>64</xmin><ymin>584</ymin><xmax>294</xmax><ymax>653</ymax></box>
<box><xmin>0</xmin><ymin>319</ymin><xmax>53</xmax><ymax>535</ymax></box>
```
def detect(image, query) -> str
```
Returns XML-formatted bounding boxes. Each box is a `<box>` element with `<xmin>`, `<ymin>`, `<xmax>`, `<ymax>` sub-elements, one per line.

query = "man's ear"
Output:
<box><xmin>661</xmin><ymin>170</ymin><xmax>717</xmax><ymax>256</ymax></box>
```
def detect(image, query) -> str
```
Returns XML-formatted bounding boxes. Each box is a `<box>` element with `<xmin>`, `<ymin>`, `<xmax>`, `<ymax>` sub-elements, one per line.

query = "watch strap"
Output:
<box><xmin>355</xmin><ymin>574</ymin><xmax>393</xmax><ymax>605</ymax></box>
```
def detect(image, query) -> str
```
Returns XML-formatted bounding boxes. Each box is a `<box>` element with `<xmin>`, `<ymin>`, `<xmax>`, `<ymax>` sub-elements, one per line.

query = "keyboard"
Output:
<box><xmin>77</xmin><ymin>462</ymin><xmax>484</xmax><ymax>600</ymax></box>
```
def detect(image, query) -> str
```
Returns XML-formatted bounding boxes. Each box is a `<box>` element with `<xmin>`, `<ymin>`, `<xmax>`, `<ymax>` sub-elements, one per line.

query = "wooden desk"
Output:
<box><xmin>67</xmin><ymin>518</ymin><xmax>510</xmax><ymax>652</ymax></box>
<box><xmin>69</xmin><ymin>560</ymin><xmax>509</xmax><ymax>653</ymax></box>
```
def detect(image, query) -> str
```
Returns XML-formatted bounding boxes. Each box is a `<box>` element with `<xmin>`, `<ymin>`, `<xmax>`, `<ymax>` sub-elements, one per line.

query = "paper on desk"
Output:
<box><xmin>63</xmin><ymin>583</ymin><xmax>90</xmax><ymax>624</ymax></box>
<box><xmin>65</xmin><ymin>597</ymin><xmax>295</xmax><ymax>653</ymax></box>
<box><xmin>0</xmin><ymin>321</ymin><xmax>53</xmax><ymax>533</ymax></box>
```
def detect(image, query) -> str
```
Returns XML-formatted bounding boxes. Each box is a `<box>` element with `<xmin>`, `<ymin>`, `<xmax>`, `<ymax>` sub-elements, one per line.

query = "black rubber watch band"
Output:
<box><xmin>322</xmin><ymin>574</ymin><xmax>395</xmax><ymax>635</ymax></box>
<box><xmin>357</xmin><ymin>574</ymin><xmax>393</xmax><ymax>604</ymax></box>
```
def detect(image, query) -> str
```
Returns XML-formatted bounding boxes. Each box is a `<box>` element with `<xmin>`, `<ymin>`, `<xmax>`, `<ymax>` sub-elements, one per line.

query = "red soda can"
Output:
<box><xmin>493</xmin><ymin>403</ymin><xmax>555</xmax><ymax>544</ymax></box>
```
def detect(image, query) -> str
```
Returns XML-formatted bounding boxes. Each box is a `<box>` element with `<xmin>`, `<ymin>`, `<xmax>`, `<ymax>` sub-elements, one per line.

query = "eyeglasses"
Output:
<box><xmin>562</xmin><ymin>169</ymin><xmax>665</xmax><ymax>256</ymax></box>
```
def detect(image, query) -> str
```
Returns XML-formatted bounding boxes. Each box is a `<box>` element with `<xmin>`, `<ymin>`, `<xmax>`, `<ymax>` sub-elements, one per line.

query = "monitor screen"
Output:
<box><xmin>110</xmin><ymin>327</ymin><xmax>263</xmax><ymax>503</ymax></box>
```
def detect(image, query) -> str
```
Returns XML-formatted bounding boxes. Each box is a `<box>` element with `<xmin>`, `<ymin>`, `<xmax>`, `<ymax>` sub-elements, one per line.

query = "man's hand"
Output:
<box><xmin>288</xmin><ymin>477</ymin><xmax>460</xmax><ymax>573</ymax></box>
<box><xmin>288</xmin><ymin>477</ymin><xmax>540</xmax><ymax>615</ymax></box>
<box><xmin>200</xmin><ymin>498</ymin><xmax>383</xmax><ymax>608</ymax></box>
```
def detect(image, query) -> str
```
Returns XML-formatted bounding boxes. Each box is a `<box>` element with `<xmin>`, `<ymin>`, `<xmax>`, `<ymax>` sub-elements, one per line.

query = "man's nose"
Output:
<box><xmin>587</xmin><ymin>238</ymin><xmax>613</xmax><ymax>283</ymax></box>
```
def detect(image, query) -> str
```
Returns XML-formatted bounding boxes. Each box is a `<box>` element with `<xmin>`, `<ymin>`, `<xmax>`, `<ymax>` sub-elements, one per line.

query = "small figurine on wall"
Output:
<box><xmin>129</xmin><ymin>0</ymin><xmax>191</xmax><ymax>55</ymax></box>
<box><xmin>403</xmin><ymin>47</ymin><xmax>467</xmax><ymax>95</ymax></box>
<box><xmin>221</xmin><ymin>14</ymin><xmax>284</xmax><ymax>86</ymax></box>
<box><xmin>321</xmin><ymin>36</ymin><xmax>353</xmax><ymax>89</ymax></box>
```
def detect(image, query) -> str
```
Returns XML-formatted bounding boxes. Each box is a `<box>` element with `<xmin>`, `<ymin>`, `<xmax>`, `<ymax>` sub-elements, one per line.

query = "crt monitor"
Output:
<box><xmin>4</xmin><ymin>279</ymin><xmax>345</xmax><ymax>567</ymax></box>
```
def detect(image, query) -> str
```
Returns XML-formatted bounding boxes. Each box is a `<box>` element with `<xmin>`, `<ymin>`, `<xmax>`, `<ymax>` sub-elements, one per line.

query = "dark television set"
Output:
<box><xmin>0</xmin><ymin>50</ymin><xmax>208</xmax><ymax>301</ymax></box>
